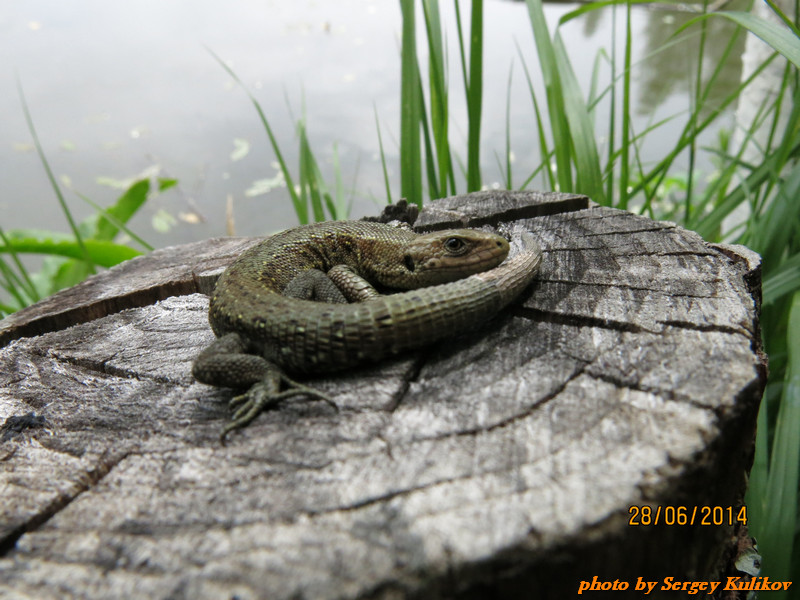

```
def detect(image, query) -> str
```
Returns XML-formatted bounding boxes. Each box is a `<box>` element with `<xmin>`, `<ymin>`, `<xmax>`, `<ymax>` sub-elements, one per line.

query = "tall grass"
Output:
<box><xmin>0</xmin><ymin>83</ymin><xmax>164</xmax><ymax>317</ymax></box>
<box><xmin>390</xmin><ymin>0</ymin><xmax>800</xmax><ymax>589</ymax></box>
<box><xmin>396</xmin><ymin>0</ymin><xmax>486</xmax><ymax>206</ymax></box>
<box><xmin>680</xmin><ymin>7</ymin><xmax>800</xmax><ymax>590</ymax></box>
<box><xmin>209</xmin><ymin>48</ymin><xmax>350</xmax><ymax>224</ymax></box>
<box><xmin>227</xmin><ymin>0</ymin><xmax>799</xmax><ymax>575</ymax></box>
<box><xmin>7</xmin><ymin>0</ymin><xmax>799</xmax><ymax>588</ymax></box>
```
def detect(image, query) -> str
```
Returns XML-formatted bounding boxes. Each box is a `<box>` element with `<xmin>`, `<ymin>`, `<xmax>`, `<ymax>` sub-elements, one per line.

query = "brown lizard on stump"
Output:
<box><xmin>193</xmin><ymin>218</ymin><xmax>542</xmax><ymax>439</ymax></box>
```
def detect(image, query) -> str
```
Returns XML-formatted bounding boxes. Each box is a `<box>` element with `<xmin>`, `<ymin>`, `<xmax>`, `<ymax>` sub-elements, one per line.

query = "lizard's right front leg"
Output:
<box><xmin>192</xmin><ymin>333</ymin><xmax>337</xmax><ymax>440</ymax></box>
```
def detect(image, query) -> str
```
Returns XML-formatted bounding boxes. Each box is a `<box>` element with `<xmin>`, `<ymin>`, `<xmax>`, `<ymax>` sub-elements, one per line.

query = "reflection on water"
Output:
<box><xmin>1</xmin><ymin>0</ymin><xmax>743</xmax><ymax>245</ymax></box>
<box><xmin>638</xmin><ymin>3</ymin><xmax>745</xmax><ymax>115</ymax></box>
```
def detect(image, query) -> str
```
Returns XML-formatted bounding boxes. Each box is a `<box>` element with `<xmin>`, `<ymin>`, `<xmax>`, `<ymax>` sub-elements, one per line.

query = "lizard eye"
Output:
<box><xmin>403</xmin><ymin>254</ymin><xmax>416</xmax><ymax>272</ymax></box>
<box><xmin>443</xmin><ymin>237</ymin><xmax>467</xmax><ymax>254</ymax></box>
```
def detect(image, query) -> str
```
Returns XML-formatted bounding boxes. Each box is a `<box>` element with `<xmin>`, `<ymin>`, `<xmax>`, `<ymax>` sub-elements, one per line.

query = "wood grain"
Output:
<box><xmin>0</xmin><ymin>192</ymin><xmax>764</xmax><ymax>599</ymax></box>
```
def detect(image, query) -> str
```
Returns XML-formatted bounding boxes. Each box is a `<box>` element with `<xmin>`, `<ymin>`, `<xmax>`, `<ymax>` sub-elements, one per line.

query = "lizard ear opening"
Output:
<box><xmin>404</xmin><ymin>255</ymin><xmax>416</xmax><ymax>272</ymax></box>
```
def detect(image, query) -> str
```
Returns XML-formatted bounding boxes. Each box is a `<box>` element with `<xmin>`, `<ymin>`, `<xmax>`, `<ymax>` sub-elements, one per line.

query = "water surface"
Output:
<box><xmin>1</xmin><ymin>0</ymin><xmax>743</xmax><ymax>245</ymax></box>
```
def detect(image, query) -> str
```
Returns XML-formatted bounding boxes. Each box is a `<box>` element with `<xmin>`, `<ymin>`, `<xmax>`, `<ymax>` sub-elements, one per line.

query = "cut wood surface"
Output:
<box><xmin>0</xmin><ymin>192</ymin><xmax>765</xmax><ymax>599</ymax></box>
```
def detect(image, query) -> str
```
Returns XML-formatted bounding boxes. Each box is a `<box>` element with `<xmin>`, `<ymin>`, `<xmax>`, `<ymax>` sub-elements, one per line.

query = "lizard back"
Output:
<box><xmin>208</xmin><ymin>221</ymin><xmax>541</xmax><ymax>374</ymax></box>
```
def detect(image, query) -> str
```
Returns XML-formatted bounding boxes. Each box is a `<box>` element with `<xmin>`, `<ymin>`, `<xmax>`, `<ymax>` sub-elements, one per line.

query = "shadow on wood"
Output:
<box><xmin>0</xmin><ymin>192</ymin><xmax>765</xmax><ymax>599</ymax></box>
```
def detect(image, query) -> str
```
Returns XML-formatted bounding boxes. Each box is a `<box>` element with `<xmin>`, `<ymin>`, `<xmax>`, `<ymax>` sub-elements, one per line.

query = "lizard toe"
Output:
<box><xmin>221</xmin><ymin>380</ymin><xmax>339</xmax><ymax>440</ymax></box>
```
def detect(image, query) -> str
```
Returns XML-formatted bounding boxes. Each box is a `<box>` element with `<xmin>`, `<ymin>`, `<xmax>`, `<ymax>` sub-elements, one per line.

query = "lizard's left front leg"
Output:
<box><xmin>193</xmin><ymin>267</ymin><xmax>380</xmax><ymax>439</ymax></box>
<box><xmin>192</xmin><ymin>333</ymin><xmax>336</xmax><ymax>440</ymax></box>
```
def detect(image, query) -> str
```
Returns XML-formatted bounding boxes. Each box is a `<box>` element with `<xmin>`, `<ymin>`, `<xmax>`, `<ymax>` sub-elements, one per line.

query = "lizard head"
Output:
<box><xmin>379</xmin><ymin>229</ymin><xmax>510</xmax><ymax>289</ymax></box>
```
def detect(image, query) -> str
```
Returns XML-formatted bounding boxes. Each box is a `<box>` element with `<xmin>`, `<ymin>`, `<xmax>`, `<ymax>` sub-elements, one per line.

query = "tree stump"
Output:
<box><xmin>0</xmin><ymin>192</ymin><xmax>765</xmax><ymax>599</ymax></box>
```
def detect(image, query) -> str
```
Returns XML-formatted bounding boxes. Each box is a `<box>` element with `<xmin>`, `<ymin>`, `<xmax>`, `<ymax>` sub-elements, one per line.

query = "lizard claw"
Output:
<box><xmin>221</xmin><ymin>377</ymin><xmax>338</xmax><ymax>441</ymax></box>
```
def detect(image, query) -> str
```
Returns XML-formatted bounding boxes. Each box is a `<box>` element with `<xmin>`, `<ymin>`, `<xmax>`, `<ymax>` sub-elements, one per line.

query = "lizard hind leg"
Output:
<box><xmin>221</xmin><ymin>370</ymin><xmax>338</xmax><ymax>440</ymax></box>
<box><xmin>193</xmin><ymin>333</ymin><xmax>337</xmax><ymax>440</ymax></box>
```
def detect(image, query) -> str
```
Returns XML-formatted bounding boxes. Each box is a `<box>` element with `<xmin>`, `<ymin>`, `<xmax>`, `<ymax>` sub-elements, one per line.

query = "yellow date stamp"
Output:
<box><xmin>628</xmin><ymin>505</ymin><xmax>747</xmax><ymax>526</ymax></box>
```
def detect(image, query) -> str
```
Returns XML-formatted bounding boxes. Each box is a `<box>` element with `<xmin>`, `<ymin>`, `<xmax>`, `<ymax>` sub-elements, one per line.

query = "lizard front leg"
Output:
<box><xmin>194</xmin><ymin>267</ymin><xmax>381</xmax><ymax>439</ymax></box>
<box><xmin>192</xmin><ymin>333</ymin><xmax>337</xmax><ymax>440</ymax></box>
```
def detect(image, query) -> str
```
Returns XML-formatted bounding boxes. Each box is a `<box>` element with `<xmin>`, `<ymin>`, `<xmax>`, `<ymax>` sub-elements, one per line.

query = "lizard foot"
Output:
<box><xmin>221</xmin><ymin>375</ymin><xmax>338</xmax><ymax>440</ymax></box>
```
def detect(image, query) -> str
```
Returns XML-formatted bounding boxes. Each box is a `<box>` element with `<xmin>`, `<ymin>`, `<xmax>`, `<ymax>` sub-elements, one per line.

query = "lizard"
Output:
<box><xmin>192</xmin><ymin>214</ymin><xmax>542</xmax><ymax>439</ymax></box>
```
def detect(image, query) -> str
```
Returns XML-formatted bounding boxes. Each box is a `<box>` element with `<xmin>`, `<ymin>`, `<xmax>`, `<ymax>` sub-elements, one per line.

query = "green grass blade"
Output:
<box><xmin>373</xmin><ymin>105</ymin><xmax>394</xmax><ymax>204</ymax></box>
<box><xmin>758</xmin><ymin>62</ymin><xmax>794</xmax><ymax>188</ymax></box>
<box><xmin>0</xmin><ymin>261</ymin><xmax>31</xmax><ymax>310</ymax></box>
<box><xmin>630</xmin><ymin>54</ymin><xmax>779</xmax><ymax>210</ymax></box>
<box><xmin>690</xmin><ymin>143</ymin><xmax>753</xmax><ymax>230</ymax></box>
<box><xmin>0</xmin><ymin>227</ymin><xmax>39</xmax><ymax>305</ymax></box>
<box><xmin>558</xmin><ymin>0</ymin><xmax>654</xmax><ymax>26</ymax></box>
<box><xmin>695</xmin><ymin>138</ymin><xmax>800</xmax><ymax>240</ymax></box>
<box><xmin>504</xmin><ymin>64</ymin><xmax>514</xmax><ymax>188</ymax></box>
<box><xmin>763</xmin><ymin>253</ymin><xmax>800</xmax><ymax>305</ymax></box>
<box><xmin>587</xmin><ymin>49</ymin><xmax>618</xmax><ymax>195</ymax></box>
<box><xmin>764</xmin><ymin>0</ymin><xmax>800</xmax><ymax>36</ymax></box>
<box><xmin>73</xmin><ymin>189</ymin><xmax>154</xmax><ymax>252</ymax></box>
<box><xmin>80</xmin><ymin>179</ymin><xmax>154</xmax><ymax>250</ymax></box>
<box><xmin>0</xmin><ymin>232</ymin><xmax>142</xmax><ymax>267</ymax></box>
<box><xmin>746</xmin><ymin>384</ymin><xmax>771</xmax><ymax>539</ymax></box>
<box><xmin>517</xmin><ymin>42</ymin><xmax>556</xmax><ymax>189</ymax></box>
<box><xmin>683</xmin><ymin>1</ymin><xmax>708</xmax><ymax>223</ymax></box>
<box><xmin>678</xmin><ymin>10</ymin><xmax>800</xmax><ymax>69</ymax></box>
<box><xmin>466</xmin><ymin>0</ymin><xmax>483</xmax><ymax>191</ymax></box>
<box><xmin>759</xmin><ymin>291</ymin><xmax>800</xmax><ymax>589</ymax></box>
<box><xmin>207</xmin><ymin>47</ymin><xmax>307</xmax><ymax>223</ymax></box>
<box><xmin>695</xmin><ymin>21</ymin><xmax>745</xmax><ymax>118</ymax></box>
<box><xmin>553</xmin><ymin>33</ymin><xmax>605</xmax><ymax>204</ymax></box>
<box><xmin>605</xmin><ymin>9</ymin><xmax>617</xmax><ymax>204</ymax></box>
<box><xmin>692</xmin><ymin>166</ymin><xmax>766</xmax><ymax>240</ymax></box>
<box><xmin>330</xmin><ymin>143</ymin><xmax>349</xmax><ymax>219</ymax></box>
<box><xmin>17</xmin><ymin>76</ymin><xmax>95</xmax><ymax>273</ymax></box>
<box><xmin>417</xmin><ymin>64</ymin><xmax>441</xmax><ymax>200</ymax></box>
<box><xmin>618</xmin><ymin>0</ymin><xmax>632</xmax><ymax>209</ymax></box>
<box><xmin>525</xmin><ymin>0</ymin><xmax>573</xmax><ymax>194</ymax></box>
<box><xmin>422</xmin><ymin>0</ymin><xmax>452</xmax><ymax>198</ymax></box>
<box><xmin>454</xmin><ymin>0</ymin><xmax>469</xmax><ymax>118</ymax></box>
<box><xmin>399</xmin><ymin>0</ymin><xmax>423</xmax><ymax>206</ymax></box>
<box><xmin>297</xmin><ymin>120</ymin><xmax>327</xmax><ymax>222</ymax></box>
<box><xmin>745</xmin><ymin>159</ymin><xmax>800</xmax><ymax>273</ymax></box>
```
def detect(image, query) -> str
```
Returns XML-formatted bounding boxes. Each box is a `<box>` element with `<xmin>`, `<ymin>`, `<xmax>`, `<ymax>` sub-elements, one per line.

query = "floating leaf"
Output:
<box><xmin>152</xmin><ymin>208</ymin><xmax>177</xmax><ymax>233</ymax></box>
<box><xmin>96</xmin><ymin>165</ymin><xmax>162</xmax><ymax>190</ymax></box>
<box><xmin>230</xmin><ymin>138</ymin><xmax>251</xmax><ymax>162</ymax></box>
<box><xmin>12</xmin><ymin>142</ymin><xmax>34</xmax><ymax>153</ymax></box>
<box><xmin>179</xmin><ymin>212</ymin><xmax>202</xmax><ymax>224</ymax></box>
<box><xmin>244</xmin><ymin>173</ymin><xmax>286</xmax><ymax>197</ymax></box>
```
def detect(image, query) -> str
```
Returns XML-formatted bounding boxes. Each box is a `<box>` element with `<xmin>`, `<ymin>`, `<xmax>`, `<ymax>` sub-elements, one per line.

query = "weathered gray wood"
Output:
<box><xmin>0</xmin><ymin>191</ymin><xmax>764</xmax><ymax>599</ymax></box>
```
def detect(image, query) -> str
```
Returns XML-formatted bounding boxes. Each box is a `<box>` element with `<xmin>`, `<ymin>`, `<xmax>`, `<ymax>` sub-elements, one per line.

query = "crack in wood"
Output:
<box><xmin>0</xmin><ymin>283</ymin><xmax>199</xmax><ymax>349</ymax></box>
<box><xmin>585</xmin><ymin>369</ymin><xmax>687</xmax><ymax>406</ymax></box>
<box><xmin>25</xmin><ymin>345</ymin><xmax>188</xmax><ymax>387</ymax></box>
<box><xmin>392</xmin><ymin>364</ymin><xmax>588</xmax><ymax>450</ymax></box>
<box><xmin>515</xmin><ymin>306</ymin><xmax>753</xmax><ymax>340</ymax></box>
<box><xmin>579</xmin><ymin>224</ymin><xmax>677</xmax><ymax>238</ymax></box>
<box><xmin>538</xmin><ymin>277</ymin><xmax>724</xmax><ymax>299</ymax></box>
<box><xmin>414</xmin><ymin>192</ymin><xmax>590</xmax><ymax>232</ymax></box>
<box><xmin>656</xmin><ymin>319</ymin><xmax>751</xmax><ymax>338</ymax></box>
<box><xmin>513</xmin><ymin>306</ymin><xmax>649</xmax><ymax>334</ymax></box>
<box><xmin>0</xmin><ymin>448</ymin><xmax>131</xmax><ymax>557</ymax></box>
<box><xmin>386</xmin><ymin>355</ymin><xmax>428</xmax><ymax>414</ymax></box>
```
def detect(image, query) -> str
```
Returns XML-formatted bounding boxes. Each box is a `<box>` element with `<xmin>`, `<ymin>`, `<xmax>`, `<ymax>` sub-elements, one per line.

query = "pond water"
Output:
<box><xmin>2</xmin><ymin>0</ymin><xmax>743</xmax><ymax>246</ymax></box>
